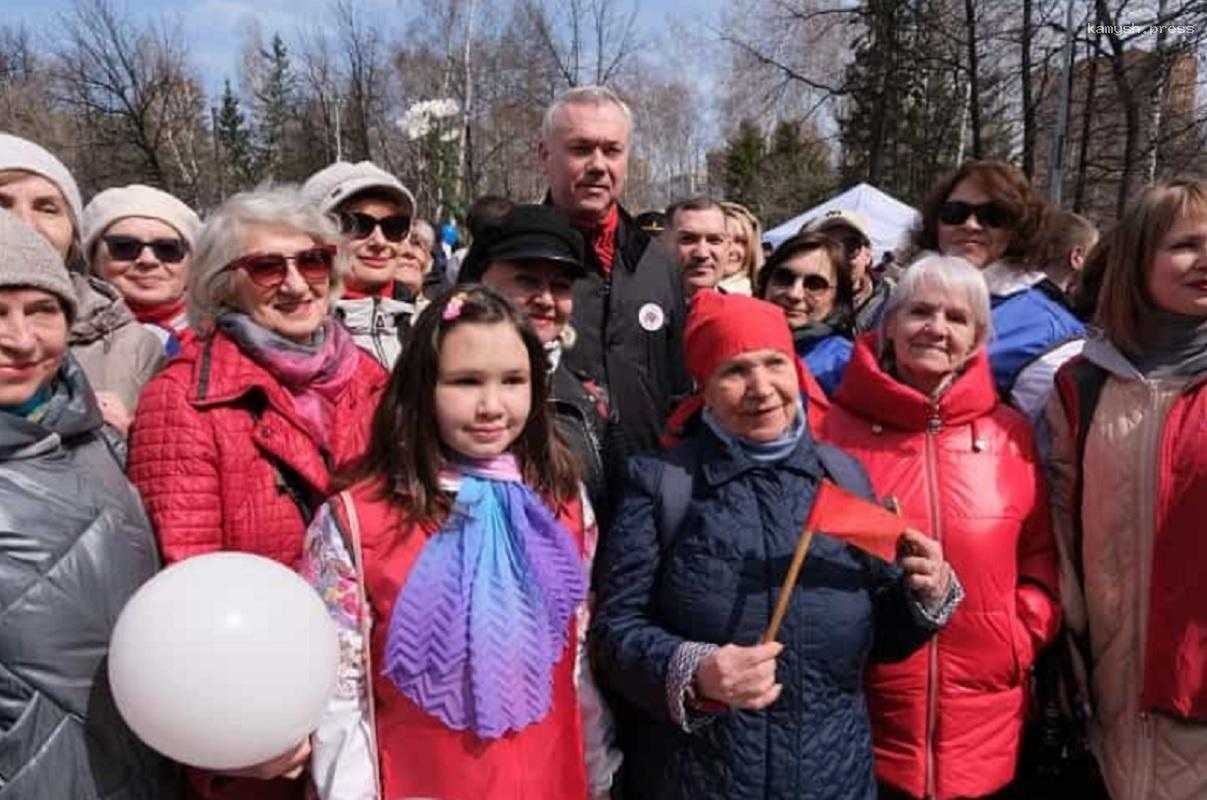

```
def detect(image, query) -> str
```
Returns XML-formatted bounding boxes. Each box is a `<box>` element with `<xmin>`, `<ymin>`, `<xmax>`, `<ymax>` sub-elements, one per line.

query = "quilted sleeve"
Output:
<box><xmin>588</xmin><ymin>457</ymin><xmax>688</xmax><ymax>723</ymax></box>
<box><xmin>127</xmin><ymin>371</ymin><xmax>224</xmax><ymax>565</ymax></box>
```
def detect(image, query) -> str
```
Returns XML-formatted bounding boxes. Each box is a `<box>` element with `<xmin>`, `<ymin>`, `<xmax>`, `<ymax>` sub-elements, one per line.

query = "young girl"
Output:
<box><xmin>301</xmin><ymin>285</ymin><xmax>620</xmax><ymax>800</ymax></box>
<box><xmin>1045</xmin><ymin>177</ymin><xmax>1207</xmax><ymax>800</ymax></box>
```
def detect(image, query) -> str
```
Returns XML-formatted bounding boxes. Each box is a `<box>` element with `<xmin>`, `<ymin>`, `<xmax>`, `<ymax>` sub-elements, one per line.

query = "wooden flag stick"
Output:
<box><xmin>761</xmin><ymin>527</ymin><xmax>815</xmax><ymax>644</ymax></box>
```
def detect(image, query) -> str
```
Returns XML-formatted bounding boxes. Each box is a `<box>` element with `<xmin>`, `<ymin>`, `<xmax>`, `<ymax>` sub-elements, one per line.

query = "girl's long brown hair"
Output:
<box><xmin>345</xmin><ymin>284</ymin><xmax>580</xmax><ymax>524</ymax></box>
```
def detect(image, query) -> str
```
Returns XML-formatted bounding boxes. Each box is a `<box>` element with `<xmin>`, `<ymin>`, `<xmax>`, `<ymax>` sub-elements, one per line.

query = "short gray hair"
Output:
<box><xmin>540</xmin><ymin>85</ymin><xmax>633</xmax><ymax>144</ymax></box>
<box><xmin>187</xmin><ymin>184</ymin><xmax>348</xmax><ymax>331</ymax></box>
<box><xmin>877</xmin><ymin>254</ymin><xmax>993</xmax><ymax>357</ymax></box>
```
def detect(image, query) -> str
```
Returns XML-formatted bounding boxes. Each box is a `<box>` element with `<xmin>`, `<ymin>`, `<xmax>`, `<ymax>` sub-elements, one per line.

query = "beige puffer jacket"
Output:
<box><xmin>1045</xmin><ymin>336</ymin><xmax>1207</xmax><ymax>800</ymax></box>
<box><xmin>68</xmin><ymin>272</ymin><xmax>164</xmax><ymax>413</ymax></box>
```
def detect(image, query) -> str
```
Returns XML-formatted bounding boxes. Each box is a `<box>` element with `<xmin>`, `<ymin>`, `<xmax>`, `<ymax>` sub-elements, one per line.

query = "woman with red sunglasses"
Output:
<box><xmin>907</xmin><ymin>160</ymin><xmax>1085</xmax><ymax>423</ymax></box>
<box><xmin>303</xmin><ymin>161</ymin><xmax>417</xmax><ymax>369</ymax></box>
<box><xmin>127</xmin><ymin>185</ymin><xmax>387</xmax><ymax>800</ymax></box>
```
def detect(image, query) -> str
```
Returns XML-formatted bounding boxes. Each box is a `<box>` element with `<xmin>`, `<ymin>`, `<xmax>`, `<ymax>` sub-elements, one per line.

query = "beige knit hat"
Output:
<box><xmin>81</xmin><ymin>184</ymin><xmax>202</xmax><ymax>261</ymax></box>
<box><xmin>301</xmin><ymin>161</ymin><xmax>416</xmax><ymax>216</ymax></box>
<box><xmin>0</xmin><ymin>133</ymin><xmax>84</xmax><ymax>225</ymax></box>
<box><xmin>0</xmin><ymin>209</ymin><xmax>78</xmax><ymax>320</ymax></box>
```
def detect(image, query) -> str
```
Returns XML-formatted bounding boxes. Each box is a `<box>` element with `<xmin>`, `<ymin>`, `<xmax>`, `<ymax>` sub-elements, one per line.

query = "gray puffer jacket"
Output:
<box><xmin>0</xmin><ymin>357</ymin><xmax>179</xmax><ymax>798</ymax></box>
<box><xmin>69</xmin><ymin>273</ymin><xmax>164</xmax><ymax>413</ymax></box>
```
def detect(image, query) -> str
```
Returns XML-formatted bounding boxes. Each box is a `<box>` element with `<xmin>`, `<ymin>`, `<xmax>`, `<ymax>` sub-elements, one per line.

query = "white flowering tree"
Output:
<box><xmin>398</xmin><ymin>97</ymin><xmax>463</xmax><ymax>220</ymax></box>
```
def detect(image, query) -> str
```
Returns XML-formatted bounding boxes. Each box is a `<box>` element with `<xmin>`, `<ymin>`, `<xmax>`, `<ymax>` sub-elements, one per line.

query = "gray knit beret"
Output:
<box><xmin>0</xmin><ymin>209</ymin><xmax>78</xmax><ymax>320</ymax></box>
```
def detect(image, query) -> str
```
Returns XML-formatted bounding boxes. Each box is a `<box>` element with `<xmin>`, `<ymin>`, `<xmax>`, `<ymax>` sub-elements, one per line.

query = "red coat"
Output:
<box><xmin>330</xmin><ymin>479</ymin><xmax>590</xmax><ymax>800</ymax></box>
<box><xmin>127</xmin><ymin>329</ymin><xmax>386</xmax><ymax>800</ymax></box>
<box><xmin>819</xmin><ymin>334</ymin><xmax>1060</xmax><ymax>800</ymax></box>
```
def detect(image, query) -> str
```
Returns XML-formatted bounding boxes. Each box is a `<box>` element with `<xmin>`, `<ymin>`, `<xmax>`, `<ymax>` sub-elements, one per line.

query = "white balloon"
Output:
<box><xmin>108</xmin><ymin>552</ymin><xmax>339</xmax><ymax>771</ymax></box>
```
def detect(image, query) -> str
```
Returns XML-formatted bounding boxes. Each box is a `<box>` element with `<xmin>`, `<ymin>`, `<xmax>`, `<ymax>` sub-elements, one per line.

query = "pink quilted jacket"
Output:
<box><xmin>128</xmin><ymin>329</ymin><xmax>387</xmax><ymax>569</ymax></box>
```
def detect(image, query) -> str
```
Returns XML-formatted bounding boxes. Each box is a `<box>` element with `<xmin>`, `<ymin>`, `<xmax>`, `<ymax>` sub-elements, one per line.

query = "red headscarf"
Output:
<box><xmin>662</xmin><ymin>290</ymin><xmax>829</xmax><ymax>447</ymax></box>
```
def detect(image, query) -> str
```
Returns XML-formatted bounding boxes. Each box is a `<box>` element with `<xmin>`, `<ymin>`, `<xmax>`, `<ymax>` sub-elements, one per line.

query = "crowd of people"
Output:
<box><xmin>0</xmin><ymin>80</ymin><xmax>1204</xmax><ymax>800</ymax></box>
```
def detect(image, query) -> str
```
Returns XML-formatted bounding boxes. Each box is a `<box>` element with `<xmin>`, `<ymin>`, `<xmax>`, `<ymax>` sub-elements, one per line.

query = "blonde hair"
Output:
<box><xmin>1095</xmin><ymin>177</ymin><xmax>1207</xmax><ymax>353</ymax></box>
<box><xmin>720</xmin><ymin>201</ymin><xmax>764</xmax><ymax>284</ymax></box>
<box><xmin>187</xmin><ymin>184</ymin><xmax>349</xmax><ymax>331</ymax></box>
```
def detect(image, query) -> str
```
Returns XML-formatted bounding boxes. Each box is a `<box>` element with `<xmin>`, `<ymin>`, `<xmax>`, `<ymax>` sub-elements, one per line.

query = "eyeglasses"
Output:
<box><xmin>223</xmin><ymin>246</ymin><xmax>337</xmax><ymax>289</ymax></box>
<box><xmin>340</xmin><ymin>211</ymin><xmax>411</xmax><ymax>242</ymax></box>
<box><xmin>769</xmin><ymin>267</ymin><xmax>832</xmax><ymax>294</ymax></box>
<box><xmin>103</xmin><ymin>235</ymin><xmax>190</xmax><ymax>264</ymax></box>
<box><xmin>937</xmin><ymin>200</ymin><xmax>1015</xmax><ymax>229</ymax></box>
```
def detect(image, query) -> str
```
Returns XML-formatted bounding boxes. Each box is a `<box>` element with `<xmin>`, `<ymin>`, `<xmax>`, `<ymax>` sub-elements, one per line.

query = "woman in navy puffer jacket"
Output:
<box><xmin>590</xmin><ymin>290</ymin><xmax>961</xmax><ymax>800</ymax></box>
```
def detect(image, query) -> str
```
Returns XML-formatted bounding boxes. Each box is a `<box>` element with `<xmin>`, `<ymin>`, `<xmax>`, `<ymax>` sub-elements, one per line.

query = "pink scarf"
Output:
<box><xmin>216</xmin><ymin>313</ymin><xmax>361</xmax><ymax>453</ymax></box>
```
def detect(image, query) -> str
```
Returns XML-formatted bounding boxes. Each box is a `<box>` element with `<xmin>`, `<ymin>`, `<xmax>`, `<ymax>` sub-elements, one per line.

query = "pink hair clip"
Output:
<box><xmin>443</xmin><ymin>292</ymin><xmax>467</xmax><ymax>321</ymax></box>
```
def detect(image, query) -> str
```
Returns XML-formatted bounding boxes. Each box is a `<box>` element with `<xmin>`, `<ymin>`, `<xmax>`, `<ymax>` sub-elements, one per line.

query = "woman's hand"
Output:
<box><xmin>694</xmin><ymin>642</ymin><xmax>783</xmax><ymax>710</ymax></box>
<box><xmin>95</xmin><ymin>391</ymin><xmax>133</xmax><ymax>436</ymax></box>
<box><xmin>219</xmin><ymin>739</ymin><xmax>311</xmax><ymax>780</ymax></box>
<box><xmin>898</xmin><ymin>528</ymin><xmax>951</xmax><ymax>609</ymax></box>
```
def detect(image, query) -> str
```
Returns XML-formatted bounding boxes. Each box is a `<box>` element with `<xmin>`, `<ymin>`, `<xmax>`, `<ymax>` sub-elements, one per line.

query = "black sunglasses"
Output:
<box><xmin>937</xmin><ymin>200</ymin><xmax>1014</xmax><ymax>229</ymax></box>
<box><xmin>770</xmin><ymin>267</ymin><xmax>832</xmax><ymax>293</ymax></box>
<box><xmin>340</xmin><ymin>211</ymin><xmax>411</xmax><ymax>242</ymax></box>
<box><xmin>103</xmin><ymin>235</ymin><xmax>190</xmax><ymax>264</ymax></box>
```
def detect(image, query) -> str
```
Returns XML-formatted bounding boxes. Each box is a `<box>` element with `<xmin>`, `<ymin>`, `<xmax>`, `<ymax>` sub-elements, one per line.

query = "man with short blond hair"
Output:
<box><xmin>539</xmin><ymin>85</ymin><xmax>690</xmax><ymax>452</ymax></box>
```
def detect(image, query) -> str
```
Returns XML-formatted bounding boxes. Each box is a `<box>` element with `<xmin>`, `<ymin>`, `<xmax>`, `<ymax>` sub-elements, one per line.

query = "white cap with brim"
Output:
<box><xmin>0</xmin><ymin>133</ymin><xmax>84</xmax><ymax>226</ymax></box>
<box><xmin>301</xmin><ymin>161</ymin><xmax>416</xmax><ymax>217</ymax></box>
<box><xmin>805</xmin><ymin>208</ymin><xmax>873</xmax><ymax>244</ymax></box>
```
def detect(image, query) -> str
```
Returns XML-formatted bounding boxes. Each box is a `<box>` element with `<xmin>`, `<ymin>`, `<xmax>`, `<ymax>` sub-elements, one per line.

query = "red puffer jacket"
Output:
<box><xmin>819</xmin><ymin>334</ymin><xmax>1060</xmax><ymax>800</ymax></box>
<box><xmin>127</xmin><ymin>328</ymin><xmax>386</xmax><ymax>800</ymax></box>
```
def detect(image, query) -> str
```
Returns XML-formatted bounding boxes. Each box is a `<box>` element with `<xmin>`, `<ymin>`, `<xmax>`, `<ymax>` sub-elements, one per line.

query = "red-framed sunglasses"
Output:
<box><xmin>223</xmin><ymin>246</ymin><xmax>337</xmax><ymax>289</ymax></box>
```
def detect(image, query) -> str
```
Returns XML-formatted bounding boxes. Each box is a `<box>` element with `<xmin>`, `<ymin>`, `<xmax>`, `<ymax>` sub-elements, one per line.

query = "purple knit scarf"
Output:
<box><xmin>382</xmin><ymin>455</ymin><xmax>587</xmax><ymax>739</ymax></box>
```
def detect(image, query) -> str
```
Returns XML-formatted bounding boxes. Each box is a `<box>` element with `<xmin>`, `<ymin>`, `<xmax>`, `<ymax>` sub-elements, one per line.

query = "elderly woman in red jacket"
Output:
<box><xmin>127</xmin><ymin>185</ymin><xmax>387</xmax><ymax>800</ymax></box>
<box><xmin>819</xmin><ymin>254</ymin><xmax>1061</xmax><ymax>799</ymax></box>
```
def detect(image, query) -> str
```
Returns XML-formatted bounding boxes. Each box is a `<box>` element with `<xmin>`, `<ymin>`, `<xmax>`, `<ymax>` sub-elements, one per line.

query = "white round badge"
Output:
<box><xmin>638</xmin><ymin>302</ymin><xmax>665</xmax><ymax>332</ymax></box>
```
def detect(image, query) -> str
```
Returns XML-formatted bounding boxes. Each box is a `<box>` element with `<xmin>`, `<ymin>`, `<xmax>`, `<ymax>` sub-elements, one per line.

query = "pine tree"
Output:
<box><xmin>253</xmin><ymin>34</ymin><xmax>294</xmax><ymax>179</ymax></box>
<box><xmin>721</xmin><ymin>119</ymin><xmax>766</xmax><ymax>217</ymax></box>
<box><xmin>216</xmin><ymin>79</ymin><xmax>255</xmax><ymax>191</ymax></box>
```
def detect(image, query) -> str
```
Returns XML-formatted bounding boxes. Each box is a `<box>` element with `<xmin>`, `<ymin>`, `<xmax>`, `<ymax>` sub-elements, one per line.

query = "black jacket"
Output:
<box><xmin>549</xmin><ymin>358</ymin><xmax>629</xmax><ymax>536</ymax></box>
<box><xmin>562</xmin><ymin>206</ymin><xmax>692</xmax><ymax>454</ymax></box>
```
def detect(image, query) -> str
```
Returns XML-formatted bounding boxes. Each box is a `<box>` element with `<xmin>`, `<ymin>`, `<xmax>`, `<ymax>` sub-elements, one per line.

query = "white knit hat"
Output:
<box><xmin>0</xmin><ymin>209</ymin><xmax>78</xmax><ymax>320</ymax></box>
<box><xmin>301</xmin><ymin>161</ymin><xmax>416</xmax><ymax>216</ymax></box>
<box><xmin>0</xmin><ymin>133</ymin><xmax>84</xmax><ymax>225</ymax></box>
<box><xmin>81</xmin><ymin>184</ymin><xmax>202</xmax><ymax>261</ymax></box>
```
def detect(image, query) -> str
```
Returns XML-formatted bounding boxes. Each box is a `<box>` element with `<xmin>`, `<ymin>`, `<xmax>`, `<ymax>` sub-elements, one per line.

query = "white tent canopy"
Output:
<box><xmin>762</xmin><ymin>183</ymin><xmax>920</xmax><ymax>259</ymax></box>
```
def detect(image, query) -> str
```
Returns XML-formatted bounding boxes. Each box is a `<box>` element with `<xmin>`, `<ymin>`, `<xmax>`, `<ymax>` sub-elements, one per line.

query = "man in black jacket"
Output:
<box><xmin>539</xmin><ymin>85</ymin><xmax>692</xmax><ymax>453</ymax></box>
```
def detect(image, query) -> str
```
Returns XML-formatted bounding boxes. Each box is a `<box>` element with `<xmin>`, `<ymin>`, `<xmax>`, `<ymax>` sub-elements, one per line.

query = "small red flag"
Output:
<box><xmin>805</xmin><ymin>480</ymin><xmax>904</xmax><ymax>562</ymax></box>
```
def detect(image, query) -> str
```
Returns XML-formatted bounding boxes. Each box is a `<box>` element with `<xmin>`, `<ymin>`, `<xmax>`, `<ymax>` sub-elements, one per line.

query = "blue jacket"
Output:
<box><xmin>988</xmin><ymin>281</ymin><xmax>1085</xmax><ymax>399</ymax></box>
<box><xmin>590</xmin><ymin>426</ymin><xmax>935</xmax><ymax>800</ymax></box>
<box><xmin>797</xmin><ymin>334</ymin><xmax>854</xmax><ymax>397</ymax></box>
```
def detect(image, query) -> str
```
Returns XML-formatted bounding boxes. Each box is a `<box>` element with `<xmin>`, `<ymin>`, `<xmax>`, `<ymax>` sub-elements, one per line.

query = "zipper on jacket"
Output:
<box><xmin>923</xmin><ymin>402</ymin><xmax>944</xmax><ymax>799</ymax></box>
<box><xmin>371</xmin><ymin>298</ymin><xmax>387</xmax><ymax>365</ymax></box>
<box><xmin>1131</xmin><ymin>384</ymin><xmax>1164</xmax><ymax>800</ymax></box>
